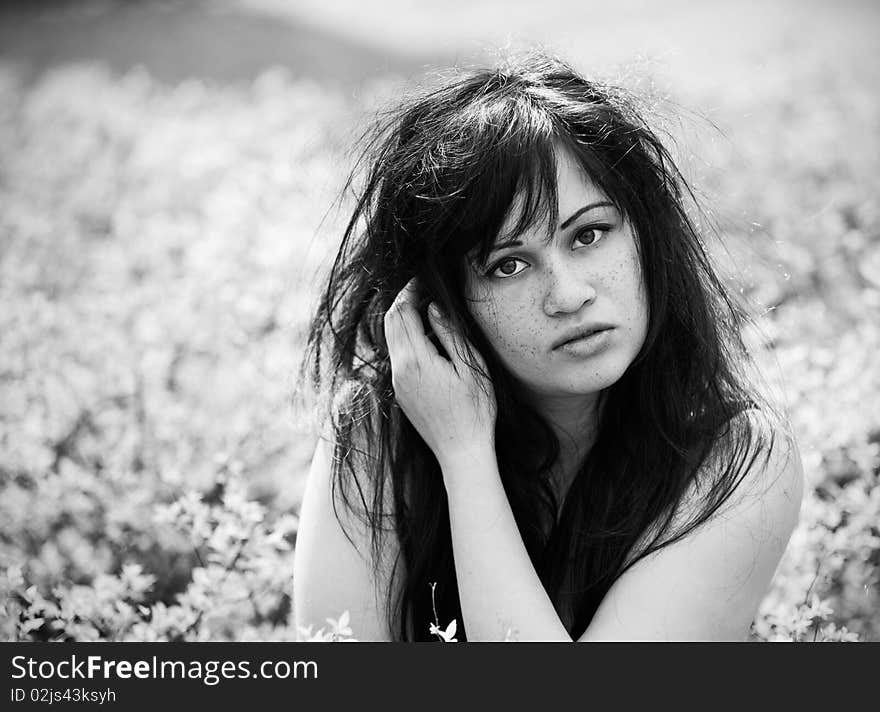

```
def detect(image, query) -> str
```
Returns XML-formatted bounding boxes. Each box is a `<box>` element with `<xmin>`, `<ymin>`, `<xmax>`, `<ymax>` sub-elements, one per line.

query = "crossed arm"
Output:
<box><xmin>293</xmin><ymin>420</ymin><xmax>802</xmax><ymax>642</ymax></box>
<box><xmin>438</xmin><ymin>436</ymin><xmax>802</xmax><ymax>641</ymax></box>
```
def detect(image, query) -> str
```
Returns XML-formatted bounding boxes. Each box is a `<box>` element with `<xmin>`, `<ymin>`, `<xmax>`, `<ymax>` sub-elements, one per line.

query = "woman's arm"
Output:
<box><xmin>439</xmin><ymin>444</ymin><xmax>571</xmax><ymax>641</ymax></box>
<box><xmin>292</xmin><ymin>435</ymin><xmax>399</xmax><ymax>641</ymax></box>
<box><xmin>441</xmin><ymin>424</ymin><xmax>803</xmax><ymax>642</ymax></box>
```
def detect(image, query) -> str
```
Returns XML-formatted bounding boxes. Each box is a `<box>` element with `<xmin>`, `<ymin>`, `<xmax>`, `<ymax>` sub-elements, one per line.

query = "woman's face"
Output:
<box><xmin>464</xmin><ymin>149</ymin><xmax>649</xmax><ymax>403</ymax></box>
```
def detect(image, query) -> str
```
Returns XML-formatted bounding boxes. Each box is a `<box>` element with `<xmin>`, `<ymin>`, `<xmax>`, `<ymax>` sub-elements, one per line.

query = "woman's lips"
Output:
<box><xmin>554</xmin><ymin>327</ymin><xmax>615</xmax><ymax>357</ymax></box>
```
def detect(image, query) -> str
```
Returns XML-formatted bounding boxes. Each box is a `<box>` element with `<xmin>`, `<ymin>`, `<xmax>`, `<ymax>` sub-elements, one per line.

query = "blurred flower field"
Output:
<box><xmin>0</xmin><ymin>48</ymin><xmax>878</xmax><ymax>641</ymax></box>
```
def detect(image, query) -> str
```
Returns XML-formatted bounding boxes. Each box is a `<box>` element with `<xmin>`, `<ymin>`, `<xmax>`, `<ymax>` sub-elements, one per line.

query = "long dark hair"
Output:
<box><xmin>298</xmin><ymin>52</ymin><xmax>776</xmax><ymax>641</ymax></box>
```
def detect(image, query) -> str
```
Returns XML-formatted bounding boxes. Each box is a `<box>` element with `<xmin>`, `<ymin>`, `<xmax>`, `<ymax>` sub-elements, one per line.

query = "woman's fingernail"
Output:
<box><xmin>428</xmin><ymin>303</ymin><xmax>441</xmax><ymax>318</ymax></box>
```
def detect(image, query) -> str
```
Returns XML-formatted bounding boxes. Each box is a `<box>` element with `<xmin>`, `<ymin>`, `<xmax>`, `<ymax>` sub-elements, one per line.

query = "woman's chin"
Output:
<box><xmin>516</xmin><ymin>363</ymin><xmax>632</xmax><ymax>400</ymax></box>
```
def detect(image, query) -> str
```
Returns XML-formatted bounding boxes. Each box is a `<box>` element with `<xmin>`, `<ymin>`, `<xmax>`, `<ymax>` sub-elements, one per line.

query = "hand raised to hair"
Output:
<box><xmin>383</xmin><ymin>278</ymin><xmax>497</xmax><ymax>471</ymax></box>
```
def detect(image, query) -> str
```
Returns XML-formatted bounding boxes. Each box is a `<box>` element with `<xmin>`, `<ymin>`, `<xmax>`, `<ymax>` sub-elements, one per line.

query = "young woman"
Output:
<box><xmin>292</xmin><ymin>53</ymin><xmax>803</xmax><ymax>642</ymax></box>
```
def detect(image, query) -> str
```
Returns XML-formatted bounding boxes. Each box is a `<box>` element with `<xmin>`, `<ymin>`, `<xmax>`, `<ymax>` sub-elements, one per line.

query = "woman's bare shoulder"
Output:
<box><xmin>292</xmin><ymin>410</ymin><xmax>403</xmax><ymax>641</ymax></box>
<box><xmin>699</xmin><ymin>407</ymin><xmax>804</xmax><ymax>520</ymax></box>
<box><xmin>627</xmin><ymin>407</ymin><xmax>804</xmax><ymax>568</ymax></box>
<box><xmin>590</xmin><ymin>408</ymin><xmax>804</xmax><ymax>640</ymax></box>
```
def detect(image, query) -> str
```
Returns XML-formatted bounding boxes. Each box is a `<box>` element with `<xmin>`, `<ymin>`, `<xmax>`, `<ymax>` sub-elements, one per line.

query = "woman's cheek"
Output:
<box><xmin>470</xmin><ymin>295</ymin><xmax>536</xmax><ymax>365</ymax></box>
<box><xmin>488</xmin><ymin>303</ymin><xmax>545</xmax><ymax>366</ymax></box>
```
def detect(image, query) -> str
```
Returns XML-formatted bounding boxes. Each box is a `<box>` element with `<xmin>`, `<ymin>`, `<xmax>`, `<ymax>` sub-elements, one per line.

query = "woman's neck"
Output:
<box><xmin>528</xmin><ymin>391</ymin><xmax>602</xmax><ymax>496</ymax></box>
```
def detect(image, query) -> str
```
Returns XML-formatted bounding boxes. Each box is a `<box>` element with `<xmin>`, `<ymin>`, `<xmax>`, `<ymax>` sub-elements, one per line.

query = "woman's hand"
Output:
<box><xmin>383</xmin><ymin>278</ymin><xmax>497</xmax><ymax>470</ymax></box>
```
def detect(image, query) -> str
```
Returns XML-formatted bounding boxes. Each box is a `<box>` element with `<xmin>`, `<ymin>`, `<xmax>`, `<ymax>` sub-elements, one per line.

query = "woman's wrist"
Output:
<box><xmin>437</xmin><ymin>439</ymin><xmax>499</xmax><ymax>494</ymax></box>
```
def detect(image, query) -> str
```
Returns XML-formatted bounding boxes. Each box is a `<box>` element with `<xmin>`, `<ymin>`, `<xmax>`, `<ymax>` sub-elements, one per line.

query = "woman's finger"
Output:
<box><xmin>391</xmin><ymin>276</ymin><xmax>420</xmax><ymax>311</ymax></box>
<box><xmin>427</xmin><ymin>303</ymin><xmax>469</xmax><ymax>368</ymax></box>
<box><xmin>384</xmin><ymin>278</ymin><xmax>437</xmax><ymax>362</ymax></box>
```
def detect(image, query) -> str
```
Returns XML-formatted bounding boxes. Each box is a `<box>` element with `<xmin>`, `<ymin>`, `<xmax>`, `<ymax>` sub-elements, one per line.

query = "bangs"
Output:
<box><xmin>402</xmin><ymin>72</ymin><xmax>640</xmax><ymax>273</ymax></box>
<box><xmin>424</xmin><ymin>91</ymin><xmax>565</xmax><ymax>267</ymax></box>
<box><xmin>450</xmin><ymin>118</ymin><xmax>626</xmax><ymax>269</ymax></box>
<box><xmin>466</xmin><ymin>137</ymin><xmax>561</xmax><ymax>267</ymax></box>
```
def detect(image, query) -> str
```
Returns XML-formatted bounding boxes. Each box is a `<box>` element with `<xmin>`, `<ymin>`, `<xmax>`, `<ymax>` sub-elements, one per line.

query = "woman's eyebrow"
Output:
<box><xmin>559</xmin><ymin>201</ymin><xmax>614</xmax><ymax>229</ymax></box>
<box><xmin>488</xmin><ymin>237</ymin><xmax>523</xmax><ymax>253</ymax></box>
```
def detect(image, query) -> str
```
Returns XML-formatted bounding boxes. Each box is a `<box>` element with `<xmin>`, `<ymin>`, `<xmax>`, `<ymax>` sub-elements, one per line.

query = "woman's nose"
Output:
<box><xmin>542</xmin><ymin>261</ymin><xmax>597</xmax><ymax>316</ymax></box>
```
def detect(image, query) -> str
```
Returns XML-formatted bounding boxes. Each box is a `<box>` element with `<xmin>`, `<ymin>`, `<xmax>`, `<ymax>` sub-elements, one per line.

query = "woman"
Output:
<box><xmin>292</xmin><ymin>53</ymin><xmax>803</xmax><ymax>641</ymax></box>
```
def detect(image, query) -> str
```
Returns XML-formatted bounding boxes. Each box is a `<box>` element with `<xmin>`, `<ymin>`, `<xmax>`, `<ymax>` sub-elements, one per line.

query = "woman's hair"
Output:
<box><xmin>298</xmin><ymin>52</ymin><xmax>777</xmax><ymax>640</ymax></box>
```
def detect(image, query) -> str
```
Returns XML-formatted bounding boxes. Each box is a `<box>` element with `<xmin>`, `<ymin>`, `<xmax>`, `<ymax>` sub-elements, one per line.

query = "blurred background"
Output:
<box><xmin>1</xmin><ymin>0</ymin><xmax>878</xmax><ymax>641</ymax></box>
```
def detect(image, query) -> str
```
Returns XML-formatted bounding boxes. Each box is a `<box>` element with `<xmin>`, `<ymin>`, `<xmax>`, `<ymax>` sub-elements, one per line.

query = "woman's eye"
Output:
<box><xmin>573</xmin><ymin>226</ymin><xmax>609</xmax><ymax>248</ymax></box>
<box><xmin>490</xmin><ymin>257</ymin><xmax>528</xmax><ymax>279</ymax></box>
